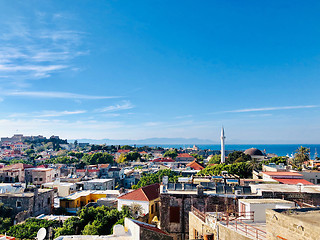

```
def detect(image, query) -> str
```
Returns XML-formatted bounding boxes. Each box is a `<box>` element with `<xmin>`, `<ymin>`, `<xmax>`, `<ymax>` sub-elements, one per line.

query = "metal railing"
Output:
<box><xmin>191</xmin><ymin>206</ymin><xmax>206</xmax><ymax>222</ymax></box>
<box><xmin>191</xmin><ymin>207</ymin><xmax>265</xmax><ymax>240</ymax></box>
<box><xmin>226</xmin><ymin>219</ymin><xmax>266</xmax><ymax>240</ymax></box>
<box><xmin>214</xmin><ymin>211</ymin><xmax>266</xmax><ymax>240</ymax></box>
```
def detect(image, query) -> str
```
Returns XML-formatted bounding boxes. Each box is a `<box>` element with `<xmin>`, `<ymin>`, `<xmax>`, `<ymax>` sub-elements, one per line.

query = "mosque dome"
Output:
<box><xmin>244</xmin><ymin>148</ymin><xmax>264</xmax><ymax>156</ymax></box>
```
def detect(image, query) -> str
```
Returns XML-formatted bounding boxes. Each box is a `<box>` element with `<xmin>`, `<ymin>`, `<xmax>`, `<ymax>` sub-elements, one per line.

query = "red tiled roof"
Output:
<box><xmin>177</xmin><ymin>153</ymin><xmax>193</xmax><ymax>158</ymax></box>
<box><xmin>118</xmin><ymin>183</ymin><xmax>160</xmax><ymax>201</ymax></box>
<box><xmin>152</xmin><ymin>158</ymin><xmax>175</xmax><ymax>162</ymax></box>
<box><xmin>37</xmin><ymin>164</ymin><xmax>49</xmax><ymax>168</ymax></box>
<box><xmin>88</xmin><ymin>169</ymin><xmax>99</xmax><ymax>172</ymax></box>
<box><xmin>275</xmin><ymin>178</ymin><xmax>314</xmax><ymax>185</ymax></box>
<box><xmin>132</xmin><ymin>219</ymin><xmax>169</xmax><ymax>235</ymax></box>
<box><xmin>262</xmin><ymin>172</ymin><xmax>303</xmax><ymax>177</ymax></box>
<box><xmin>186</xmin><ymin>160</ymin><xmax>204</xmax><ymax>170</ymax></box>
<box><xmin>98</xmin><ymin>164</ymin><xmax>110</xmax><ymax>169</ymax></box>
<box><xmin>76</xmin><ymin>169</ymin><xmax>86</xmax><ymax>172</ymax></box>
<box><xmin>118</xmin><ymin>149</ymin><xmax>130</xmax><ymax>153</ymax></box>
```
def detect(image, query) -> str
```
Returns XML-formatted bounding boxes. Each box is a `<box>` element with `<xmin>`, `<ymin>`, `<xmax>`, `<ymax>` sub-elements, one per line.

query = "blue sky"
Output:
<box><xmin>0</xmin><ymin>0</ymin><xmax>320</xmax><ymax>143</ymax></box>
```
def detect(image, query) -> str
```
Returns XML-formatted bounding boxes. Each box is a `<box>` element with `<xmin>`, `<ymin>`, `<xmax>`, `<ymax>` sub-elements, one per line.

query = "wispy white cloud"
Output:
<box><xmin>224</xmin><ymin>105</ymin><xmax>318</xmax><ymax>113</ymax></box>
<box><xmin>98</xmin><ymin>101</ymin><xmax>134</xmax><ymax>112</ymax></box>
<box><xmin>38</xmin><ymin>110</ymin><xmax>86</xmax><ymax>117</ymax></box>
<box><xmin>8</xmin><ymin>110</ymin><xmax>86</xmax><ymax>118</ymax></box>
<box><xmin>3</xmin><ymin>90</ymin><xmax>120</xmax><ymax>99</ymax></box>
<box><xmin>0</xmin><ymin>16</ymin><xmax>85</xmax><ymax>86</ymax></box>
<box><xmin>144</xmin><ymin>122</ymin><xmax>163</xmax><ymax>127</ymax></box>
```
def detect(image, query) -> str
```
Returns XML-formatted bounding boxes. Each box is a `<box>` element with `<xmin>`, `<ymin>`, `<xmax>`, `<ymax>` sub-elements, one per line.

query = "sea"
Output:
<box><xmin>140</xmin><ymin>144</ymin><xmax>320</xmax><ymax>158</ymax></box>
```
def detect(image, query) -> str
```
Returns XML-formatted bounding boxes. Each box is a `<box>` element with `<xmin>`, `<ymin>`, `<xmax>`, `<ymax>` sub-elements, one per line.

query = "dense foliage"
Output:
<box><xmin>293</xmin><ymin>146</ymin><xmax>310</xmax><ymax>167</ymax></box>
<box><xmin>163</xmin><ymin>149</ymin><xmax>178</xmax><ymax>159</ymax></box>
<box><xmin>54</xmin><ymin>206</ymin><xmax>131</xmax><ymax>238</ymax></box>
<box><xmin>116</xmin><ymin>152</ymin><xmax>141</xmax><ymax>163</ymax></box>
<box><xmin>227</xmin><ymin>151</ymin><xmax>252</xmax><ymax>164</ymax></box>
<box><xmin>190</xmin><ymin>153</ymin><xmax>204</xmax><ymax>161</ymax></box>
<box><xmin>6</xmin><ymin>218</ymin><xmax>60</xmax><ymax>240</ymax></box>
<box><xmin>82</xmin><ymin>153</ymin><xmax>114</xmax><ymax>165</ymax></box>
<box><xmin>132</xmin><ymin>169</ymin><xmax>179</xmax><ymax>189</ymax></box>
<box><xmin>0</xmin><ymin>203</ymin><xmax>14</xmax><ymax>234</ymax></box>
<box><xmin>262</xmin><ymin>157</ymin><xmax>287</xmax><ymax>165</ymax></box>
<box><xmin>208</xmin><ymin>154</ymin><xmax>221</xmax><ymax>164</ymax></box>
<box><xmin>197</xmin><ymin>162</ymin><xmax>252</xmax><ymax>178</ymax></box>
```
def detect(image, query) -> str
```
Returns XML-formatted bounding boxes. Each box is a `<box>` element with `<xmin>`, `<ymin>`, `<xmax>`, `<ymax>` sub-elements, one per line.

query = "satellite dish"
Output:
<box><xmin>36</xmin><ymin>227</ymin><xmax>46</xmax><ymax>240</ymax></box>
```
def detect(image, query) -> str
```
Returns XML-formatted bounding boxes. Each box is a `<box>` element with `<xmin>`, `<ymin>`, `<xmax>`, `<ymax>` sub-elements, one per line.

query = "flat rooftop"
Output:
<box><xmin>250</xmin><ymin>184</ymin><xmax>320</xmax><ymax>193</ymax></box>
<box><xmin>239</xmin><ymin>198</ymin><xmax>293</xmax><ymax>204</ymax></box>
<box><xmin>273</xmin><ymin>208</ymin><xmax>320</xmax><ymax>225</ymax></box>
<box><xmin>83</xmin><ymin>179</ymin><xmax>113</xmax><ymax>183</ymax></box>
<box><xmin>62</xmin><ymin>190</ymin><xmax>120</xmax><ymax>200</ymax></box>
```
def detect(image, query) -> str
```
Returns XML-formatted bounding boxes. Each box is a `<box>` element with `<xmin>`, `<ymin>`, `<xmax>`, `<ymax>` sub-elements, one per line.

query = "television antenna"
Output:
<box><xmin>36</xmin><ymin>227</ymin><xmax>46</xmax><ymax>240</ymax></box>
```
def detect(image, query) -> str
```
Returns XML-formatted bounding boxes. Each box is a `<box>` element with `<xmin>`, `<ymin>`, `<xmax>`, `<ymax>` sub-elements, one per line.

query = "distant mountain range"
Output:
<box><xmin>69</xmin><ymin>137</ymin><xmax>217</xmax><ymax>145</ymax></box>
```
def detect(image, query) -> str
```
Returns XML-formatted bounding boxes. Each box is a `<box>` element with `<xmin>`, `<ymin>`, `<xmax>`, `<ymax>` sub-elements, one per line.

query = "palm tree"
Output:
<box><xmin>248</xmin><ymin>158</ymin><xmax>260</xmax><ymax>171</ymax></box>
<box><xmin>294</xmin><ymin>146</ymin><xmax>310</xmax><ymax>168</ymax></box>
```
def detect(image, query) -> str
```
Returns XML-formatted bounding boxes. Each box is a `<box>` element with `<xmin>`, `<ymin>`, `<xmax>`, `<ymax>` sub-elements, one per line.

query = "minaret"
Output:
<box><xmin>221</xmin><ymin>127</ymin><xmax>226</xmax><ymax>163</ymax></box>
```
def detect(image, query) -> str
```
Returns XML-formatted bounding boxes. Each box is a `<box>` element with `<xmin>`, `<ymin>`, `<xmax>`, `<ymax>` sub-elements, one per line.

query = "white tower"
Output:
<box><xmin>221</xmin><ymin>127</ymin><xmax>226</xmax><ymax>163</ymax></box>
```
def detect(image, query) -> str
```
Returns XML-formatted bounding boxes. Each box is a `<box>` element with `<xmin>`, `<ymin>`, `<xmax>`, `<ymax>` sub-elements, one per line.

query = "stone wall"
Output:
<box><xmin>0</xmin><ymin>188</ymin><xmax>53</xmax><ymax>223</ymax></box>
<box><xmin>140</xmin><ymin>228</ymin><xmax>173</xmax><ymax>240</ymax></box>
<box><xmin>217</xmin><ymin>223</ymin><xmax>253</xmax><ymax>240</ymax></box>
<box><xmin>266</xmin><ymin>208</ymin><xmax>320</xmax><ymax>240</ymax></box>
<box><xmin>188</xmin><ymin>212</ymin><xmax>215</xmax><ymax>240</ymax></box>
<box><xmin>262</xmin><ymin>191</ymin><xmax>320</xmax><ymax>206</ymax></box>
<box><xmin>160</xmin><ymin>194</ymin><xmax>236</xmax><ymax>240</ymax></box>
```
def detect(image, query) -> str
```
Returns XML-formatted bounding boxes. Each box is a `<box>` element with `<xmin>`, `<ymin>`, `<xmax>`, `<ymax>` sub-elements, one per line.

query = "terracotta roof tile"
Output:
<box><xmin>118</xmin><ymin>183</ymin><xmax>159</xmax><ymax>201</ymax></box>
<box><xmin>186</xmin><ymin>160</ymin><xmax>204</xmax><ymax>170</ymax></box>
<box><xmin>275</xmin><ymin>178</ymin><xmax>314</xmax><ymax>185</ymax></box>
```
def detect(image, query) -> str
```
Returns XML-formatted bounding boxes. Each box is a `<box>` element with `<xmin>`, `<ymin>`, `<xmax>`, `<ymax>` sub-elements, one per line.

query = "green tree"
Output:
<box><xmin>227</xmin><ymin>151</ymin><xmax>251</xmax><ymax>164</ymax></box>
<box><xmin>294</xmin><ymin>146</ymin><xmax>310</xmax><ymax>167</ymax></box>
<box><xmin>54</xmin><ymin>206</ymin><xmax>131</xmax><ymax>238</ymax></box>
<box><xmin>83</xmin><ymin>153</ymin><xmax>114</xmax><ymax>165</ymax></box>
<box><xmin>7</xmin><ymin>218</ymin><xmax>60</xmax><ymax>239</ymax></box>
<box><xmin>197</xmin><ymin>162</ymin><xmax>252</xmax><ymax>178</ymax></box>
<box><xmin>120</xmin><ymin>145</ymin><xmax>133</xmax><ymax>150</ymax></box>
<box><xmin>126</xmin><ymin>152</ymin><xmax>141</xmax><ymax>161</ymax></box>
<box><xmin>163</xmin><ymin>149</ymin><xmax>178</xmax><ymax>159</ymax></box>
<box><xmin>0</xmin><ymin>203</ymin><xmax>14</xmax><ymax>234</ymax></box>
<box><xmin>208</xmin><ymin>155</ymin><xmax>221</xmax><ymax>164</ymax></box>
<box><xmin>190</xmin><ymin>153</ymin><xmax>204</xmax><ymax>161</ymax></box>
<box><xmin>132</xmin><ymin>169</ymin><xmax>178</xmax><ymax>189</ymax></box>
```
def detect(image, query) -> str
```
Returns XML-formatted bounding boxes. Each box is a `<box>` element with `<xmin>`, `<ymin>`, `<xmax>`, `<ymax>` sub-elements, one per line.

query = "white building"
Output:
<box><xmin>238</xmin><ymin>198</ymin><xmax>295</xmax><ymax>222</ymax></box>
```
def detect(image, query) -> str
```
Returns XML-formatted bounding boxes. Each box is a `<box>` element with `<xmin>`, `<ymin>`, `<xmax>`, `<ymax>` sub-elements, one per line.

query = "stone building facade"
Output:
<box><xmin>159</xmin><ymin>189</ymin><xmax>237</xmax><ymax>240</ymax></box>
<box><xmin>266</xmin><ymin>208</ymin><xmax>320</xmax><ymax>240</ymax></box>
<box><xmin>0</xmin><ymin>188</ymin><xmax>54</xmax><ymax>222</ymax></box>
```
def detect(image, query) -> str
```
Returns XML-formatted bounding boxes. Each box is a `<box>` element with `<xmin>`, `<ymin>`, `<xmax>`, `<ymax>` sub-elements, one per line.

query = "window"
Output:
<box><xmin>169</xmin><ymin>206</ymin><xmax>180</xmax><ymax>223</ymax></box>
<box><xmin>240</xmin><ymin>203</ymin><xmax>246</xmax><ymax>213</ymax></box>
<box><xmin>16</xmin><ymin>201</ymin><xmax>22</xmax><ymax>208</ymax></box>
<box><xmin>66</xmin><ymin>202</ymin><xmax>69</xmax><ymax>208</ymax></box>
<box><xmin>155</xmin><ymin>202</ymin><xmax>159</xmax><ymax>212</ymax></box>
<box><xmin>39</xmin><ymin>178</ymin><xmax>43</xmax><ymax>181</ymax></box>
<box><xmin>151</xmin><ymin>204</ymin><xmax>154</xmax><ymax>214</ymax></box>
<box><xmin>34</xmin><ymin>178</ymin><xmax>38</xmax><ymax>181</ymax></box>
<box><xmin>47</xmin><ymin>198</ymin><xmax>51</xmax><ymax>204</ymax></box>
